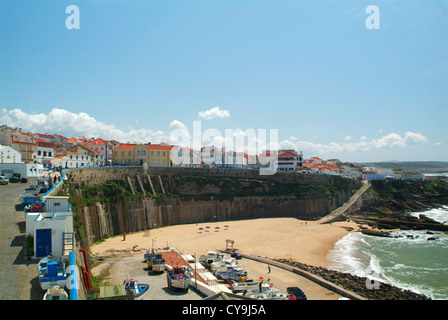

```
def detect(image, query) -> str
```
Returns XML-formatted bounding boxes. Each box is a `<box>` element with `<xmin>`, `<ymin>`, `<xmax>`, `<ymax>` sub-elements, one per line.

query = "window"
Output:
<box><xmin>151</xmin><ymin>159</ymin><xmax>154</xmax><ymax>164</ymax></box>
<box><xmin>157</xmin><ymin>151</ymin><xmax>160</xmax><ymax>156</ymax></box>
<box><xmin>163</xmin><ymin>151</ymin><xmax>165</xmax><ymax>156</ymax></box>
<box><xmin>128</xmin><ymin>151</ymin><xmax>132</xmax><ymax>156</ymax></box>
<box><xmin>163</xmin><ymin>160</ymin><xmax>166</xmax><ymax>165</ymax></box>
<box><xmin>157</xmin><ymin>160</ymin><xmax>160</xmax><ymax>165</ymax></box>
<box><xmin>151</xmin><ymin>151</ymin><xmax>154</xmax><ymax>156</ymax></box>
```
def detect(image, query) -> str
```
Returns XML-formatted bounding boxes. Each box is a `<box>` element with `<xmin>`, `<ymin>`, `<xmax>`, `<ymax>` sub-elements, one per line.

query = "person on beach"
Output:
<box><xmin>268</xmin><ymin>265</ymin><xmax>271</xmax><ymax>274</ymax></box>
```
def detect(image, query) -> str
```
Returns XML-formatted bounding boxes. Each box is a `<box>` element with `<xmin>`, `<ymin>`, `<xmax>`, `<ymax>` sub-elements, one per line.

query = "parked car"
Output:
<box><xmin>0</xmin><ymin>176</ymin><xmax>9</xmax><ymax>185</ymax></box>
<box><xmin>287</xmin><ymin>287</ymin><xmax>307</xmax><ymax>300</ymax></box>
<box><xmin>9</xmin><ymin>173</ymin><xmax>21</xmax><ymax>183</ymax></box>
<box><xmin>230</xmin><ymin>249</ymin><xmax>242</xmax><ymax>260</ymax></box>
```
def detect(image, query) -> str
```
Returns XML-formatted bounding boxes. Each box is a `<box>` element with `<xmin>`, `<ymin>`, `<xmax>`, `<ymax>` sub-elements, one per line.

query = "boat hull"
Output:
<box><xmin>167</xmin><ymin>267</ymin><xmax>191</xmax><ymax>290</ymax></box>
<box><xmin>38</xmin><ymin>256</ymin><xmax>67</xmax><ymax>291</ymax></box>
<box><xmin>124</xmin><ymin>280</ymin><xmax>149</xmax><ymax>300</ymax></box>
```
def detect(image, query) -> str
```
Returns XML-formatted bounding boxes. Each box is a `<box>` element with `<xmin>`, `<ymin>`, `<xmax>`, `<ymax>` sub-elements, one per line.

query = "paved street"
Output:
<box><xmin>0</xmin><ymin>182</ymin><xmax>44</xmax><ymax>300</ymax></box>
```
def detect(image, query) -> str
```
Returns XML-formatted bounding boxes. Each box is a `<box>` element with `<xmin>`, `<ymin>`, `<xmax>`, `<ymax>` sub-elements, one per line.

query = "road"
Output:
<box><xmin>0</xmin><ymin>182</ymin><xmax>44</xmax><ymax>300</ymax></box>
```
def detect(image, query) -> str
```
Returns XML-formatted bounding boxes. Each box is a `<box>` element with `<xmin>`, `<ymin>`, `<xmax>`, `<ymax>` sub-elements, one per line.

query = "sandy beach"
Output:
<box><xmin>90</xmin><ymin>218</ymin><xmax>359</xmax><ymax>268</ymax></box>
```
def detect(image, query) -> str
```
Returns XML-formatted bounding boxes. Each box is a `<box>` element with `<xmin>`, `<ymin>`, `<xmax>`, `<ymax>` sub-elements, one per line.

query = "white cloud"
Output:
<box><xmin>198</xmin><ymin>106</ymin><xmax>230</xmax><ymax>120</ymax></box>
<box><xmin>169</xmin><ymin>120</ymin><xmax>189</xmax><ymax>132</ymax></box>
<box><xmin>434</xmin><ymin>142</ymin><xmax>442</xmax><ymax>146</ymax></box>
<box><xmin>279</xmin><ymin>132</ymin><xmax>428</xmax><ymax>156</ymax></box>
<box><xmin>0</xmin><ymin>108</ymin><xmax>429</xmax><ymax>159</ymax></box>
<box><xmin>0</xmin><ymin>108</ymin><xmax>169</xmax><ymax>144</ymax></box>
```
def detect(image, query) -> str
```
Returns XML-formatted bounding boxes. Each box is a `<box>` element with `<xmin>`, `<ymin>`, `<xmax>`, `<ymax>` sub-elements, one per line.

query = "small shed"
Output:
<box><xmin>25</xmin><ymin>196</ymin><xmax>74</xmax><ymax>259</ymax></box>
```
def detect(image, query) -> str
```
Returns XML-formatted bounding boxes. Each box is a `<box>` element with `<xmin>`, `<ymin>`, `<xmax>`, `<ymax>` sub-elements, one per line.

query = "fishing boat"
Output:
<box><xmin>199</xmin><ymin>250</ymin><xmax>226</xmax><ymax>268</ymax></box>
<box><xmin>245</xmin><ymin>288</ymin><xmax>288</xmax><ymax>300</ymax></box>
<box><xmin>20</xmin><ymin>192</ymin><xmax>40</xmax><ymax>206</ymax></box>
<box><xmin>210</xmin><ymin>258</ymin><xmax>244</xmax><ymax>274</ymax></box>
<box><xmin>216</xmin><ymin>267</ymin><xmax>248</xmax><ymax>282</ymax></box>
<box><xmin>43</xmin><ymin>286</ymin><xmax>69</xmax><ymax>300</ymax></box>
<box><xmin>144</xmin><ymin>248</ymin><xmax>165</xmax><ymax>272</ymax></box>
<box><xmin>38</xmin><ymin>255</ymin><xmax>67</xmax><ymax>290</ymax></box>
<box><xmin>151</xmin><ymin>254</ymin><xmax>166</xmax><ymax>272</ymax></box>
<box><xmin>166</xmin><ymin>266</ymin><xmax>192</xmax><ymax>291</ymax></box>
<box><xmin>144</xmin><ymin>249</ymin><xmax>157</xmax><ymax>269</ymax></box>
<box><xmin>123</xmin><ymin>280</ymin><xmax>149</xmax><ymax>300</ymax></box>
<box><xmin>230</xmin><ymin>277</ymin><xmax>274</xmax><ymax>292</ymax></box>
<box><xmin>25</xmin><ymin>185</ymin><xmax>41</xmax><ymax>195</ymax></box>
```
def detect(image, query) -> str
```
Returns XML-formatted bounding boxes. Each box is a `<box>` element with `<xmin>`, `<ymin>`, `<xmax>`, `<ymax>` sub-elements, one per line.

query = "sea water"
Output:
<box><xmin>327</xmin><ymin>205</ymin><xmax>448</xmax><ymax>300</ymax></box>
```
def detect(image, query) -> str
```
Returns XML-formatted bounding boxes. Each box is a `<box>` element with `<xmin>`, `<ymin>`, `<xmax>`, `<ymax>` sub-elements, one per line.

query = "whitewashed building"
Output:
<box><xmin>0</xmin><ymin>162</ymin><xmax>44</xmax><ymax>178</ymax></box>
<box><xmin>25</xmin><ymin>197</ymin><xmax>74</xmax><ymax>258</ymax></box>
<box><xmin>0</xmin><ymin>144</ymin><xmax>22</xmax><ymax>163</ymax></box>
<box><xmin>53</xmin><ymin>152</ymin><xmax>92</xmax><ymax>168</ymax></box>
<box><xmin>276</xmin><ymin>150</ymin><xmax>303</xmax><ymax>172</ymax></box>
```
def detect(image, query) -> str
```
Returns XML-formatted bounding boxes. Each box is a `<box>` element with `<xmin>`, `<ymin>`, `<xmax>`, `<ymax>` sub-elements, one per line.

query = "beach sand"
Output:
<box><xmin>90</xmin><ymin>218</ymin><xmax>359</xmax><ymax>267</ymax></box>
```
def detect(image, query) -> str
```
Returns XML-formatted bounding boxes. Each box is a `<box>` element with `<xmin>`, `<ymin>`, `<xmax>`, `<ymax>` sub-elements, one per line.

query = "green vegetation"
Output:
<box><xmin>25</xmin><ymin>235</ymin><xmax>34</xmax><ymax>258</ymax></box>
<box><xmin>371</xmin><ymin>180</ymin><xmax>448</xmax><ymax>198</ymax></box>
<box><xmin>66</xmin><ymin>174</ymin><xmax>352</xmax><ymax>208</ymax></box>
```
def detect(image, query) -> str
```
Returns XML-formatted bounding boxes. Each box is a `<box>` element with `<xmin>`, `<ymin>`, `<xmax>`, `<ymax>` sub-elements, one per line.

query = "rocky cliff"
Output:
<box><xmin>65</xmin><ymin>169</ymin><xmax>361</xmax><ymax>246</ymax></box>
<box><xmin>349</xmin><ymin>180</ymin><xmax>448</xmax><ymax>232</ymax></box>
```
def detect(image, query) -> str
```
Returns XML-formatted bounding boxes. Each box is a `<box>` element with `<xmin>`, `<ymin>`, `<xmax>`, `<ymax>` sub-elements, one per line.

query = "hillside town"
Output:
<box><xmin>0</xmin><ymin>124</ymin><xmax>432</xmax><ymax>182</ymax></box>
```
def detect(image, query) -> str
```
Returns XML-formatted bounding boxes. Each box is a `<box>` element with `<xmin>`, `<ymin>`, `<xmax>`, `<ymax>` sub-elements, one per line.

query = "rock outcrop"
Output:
<box><xmin>349</xmin><ymin>180</ymin><xmax>448</xmax><ymax>233</ymax></box>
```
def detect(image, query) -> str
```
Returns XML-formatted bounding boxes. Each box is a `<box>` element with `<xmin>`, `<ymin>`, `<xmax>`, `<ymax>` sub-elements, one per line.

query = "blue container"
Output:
<box><xmin>47</xmin><ymin>261</ymin><xmax>58</xmax><ymax>277</ymax></box>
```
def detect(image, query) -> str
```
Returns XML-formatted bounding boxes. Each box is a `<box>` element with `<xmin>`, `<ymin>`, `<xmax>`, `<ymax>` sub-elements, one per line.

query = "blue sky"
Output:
<box><xmin>1</xmin><ymin>0</ymin><xmax>447</xmax><ymax>162</ymax></box>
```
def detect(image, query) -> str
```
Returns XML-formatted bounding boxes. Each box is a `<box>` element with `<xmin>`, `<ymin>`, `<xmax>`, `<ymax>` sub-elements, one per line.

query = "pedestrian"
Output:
<box><xmin>268</xmin><ymin>265</ymin><xmax>271</xmax><ymax>274</ymax></box>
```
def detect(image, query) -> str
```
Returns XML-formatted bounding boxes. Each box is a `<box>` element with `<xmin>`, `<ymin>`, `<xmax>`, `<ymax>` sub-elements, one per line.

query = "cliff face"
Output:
<box><xmin>81</xmin><ymin>190</ymin><xmax>355</xmax><ymax>246</ymax></box>
<box><xmin>67</xmin><ymin>169</ymin><xmax>360</xmax><ymax>246</ymax></box>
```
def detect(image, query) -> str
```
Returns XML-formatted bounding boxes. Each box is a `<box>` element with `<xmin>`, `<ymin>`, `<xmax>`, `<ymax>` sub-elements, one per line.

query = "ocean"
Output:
<box><xmin>327</xmin><ymin>205</ymin><xmax>448</xmax><ymax>300</ymax></box>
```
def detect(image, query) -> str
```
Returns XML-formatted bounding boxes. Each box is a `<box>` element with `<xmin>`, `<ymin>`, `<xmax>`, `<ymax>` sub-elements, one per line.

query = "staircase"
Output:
<box><xmin>318</xmin><ymin>181</ymin><xmax>371</xmax><ymax>224</ymax></box>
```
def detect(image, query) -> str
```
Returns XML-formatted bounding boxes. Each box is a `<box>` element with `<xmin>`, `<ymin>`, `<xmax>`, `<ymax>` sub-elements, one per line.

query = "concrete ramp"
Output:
<box><xmin>318</xmin><ymin>181</ymin><xmax>371</xmax><ymax>224</ymax></box>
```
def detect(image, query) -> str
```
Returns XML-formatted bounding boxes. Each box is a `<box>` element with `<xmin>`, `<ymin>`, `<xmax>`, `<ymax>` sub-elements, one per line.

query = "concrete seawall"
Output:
<box><xmin>65</xmin><ymin>166</ymin><xmax>356</xmax><ymax>187</ymax></box>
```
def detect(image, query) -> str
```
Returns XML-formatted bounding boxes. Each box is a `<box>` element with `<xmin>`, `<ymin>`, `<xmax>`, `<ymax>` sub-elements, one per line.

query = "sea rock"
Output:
<box><xmin>361</xmin><ymin>229</ymin><xmax>391</xmax><ymax>237</ymax></box>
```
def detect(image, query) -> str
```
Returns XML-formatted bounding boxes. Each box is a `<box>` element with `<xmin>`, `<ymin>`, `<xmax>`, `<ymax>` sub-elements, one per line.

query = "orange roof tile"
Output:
<box><xmin>87</xmin><ymin>138</ymin><xmax>108</xmax><ymax>145</ymax></box>
<box><xmin>147</xmin><ymin>144</ymin><xmax>171</xmax><ymax>150</ymax></box>
<box><xmin>278</xmin><ymin>152</ymin><xmax>298</xmax><ymax>158</ymax></box>
<box><xmin>115</xmin><ymin>144</ymin><xmax>137</xmax><ymax>150</ymax></box>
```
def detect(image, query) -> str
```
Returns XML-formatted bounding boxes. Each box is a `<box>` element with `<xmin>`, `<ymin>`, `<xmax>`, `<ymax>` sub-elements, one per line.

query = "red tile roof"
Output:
<box><xmin>87</xmin><ymin>138</ymin><xmax>108</xmax><ymax>145</ymax></box>
<box><xmin>278</xmin><ymin>152</ymin><xmax>298</xmax><ymax>158</ymax></box>
<box><xmin>147</xmin><ymin>144</ymin><xmax>171</xmax><ymax>150</ymax></box>
<box><xmin>115</xmin><ymin>144</ymin><xmax>137</xmax><ymax>150</ymax></box>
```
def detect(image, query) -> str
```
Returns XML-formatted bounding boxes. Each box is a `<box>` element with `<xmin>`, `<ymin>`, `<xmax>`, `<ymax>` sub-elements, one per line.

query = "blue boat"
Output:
<box><xmin>123</xmin><ymin>280</ymin><xmax>149</xmax><ymax>300</ymax></box>
<box><xmin>217</xmin><ymin>269</ymin><xmax>248</xmax><ymax>282</ymax></box>
<box><xmin>38</xmin><ymin>255</ymin><xmax>67</xmax><ymax>290</ymax></box>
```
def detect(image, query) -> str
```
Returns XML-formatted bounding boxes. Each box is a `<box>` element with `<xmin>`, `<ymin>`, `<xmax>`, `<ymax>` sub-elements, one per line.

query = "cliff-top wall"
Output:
<box><xmin>65</xmin><ymin>166</ymin><xmax>353</xmax><ymax>187</ymax></box>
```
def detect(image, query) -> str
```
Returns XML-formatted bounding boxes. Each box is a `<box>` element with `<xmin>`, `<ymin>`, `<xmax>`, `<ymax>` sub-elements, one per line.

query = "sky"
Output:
<box><xmin>1</xmin><ymin>0</ymin><xmax>447</xmax><ymax>162</ymax></box>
